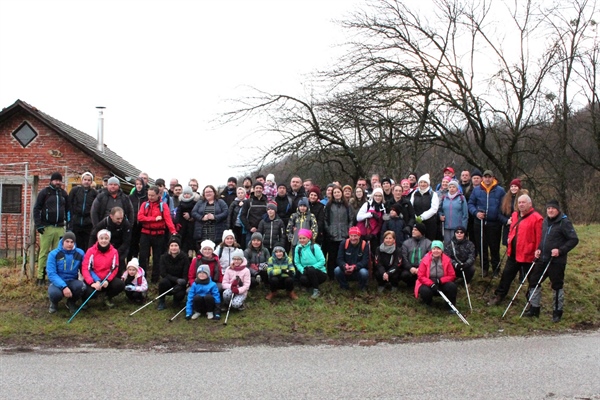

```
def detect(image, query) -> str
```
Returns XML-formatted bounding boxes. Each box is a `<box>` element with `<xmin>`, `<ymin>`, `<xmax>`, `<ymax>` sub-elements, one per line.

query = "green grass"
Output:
<box><xmin>1</xmin><ymin>225</ymin><xmax>598</xmax><ymax>350</ymax></box>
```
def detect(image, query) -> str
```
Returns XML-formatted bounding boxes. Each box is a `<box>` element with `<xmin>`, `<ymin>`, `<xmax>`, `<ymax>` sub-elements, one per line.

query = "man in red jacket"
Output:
<box><xmin>138</xmin><ymin>186</ymin><xmax>177</xmax><ymax>284</ymax></box>
<box><xmin>488</xmin><ymin>194</ymin><xmax>543</xmax><ymax>306</ymax></box>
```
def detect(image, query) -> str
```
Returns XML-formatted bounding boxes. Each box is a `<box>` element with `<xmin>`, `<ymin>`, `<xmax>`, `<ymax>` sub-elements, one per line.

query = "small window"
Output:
<box><xmin>12</xmin><ymin>121</ymin><xmax>38</xmax><ymax>147</ymax></box>
<box><xmin>1</xmin><ymin>185</ymin><xmax>22</xmax><ymax>214</ymax></box>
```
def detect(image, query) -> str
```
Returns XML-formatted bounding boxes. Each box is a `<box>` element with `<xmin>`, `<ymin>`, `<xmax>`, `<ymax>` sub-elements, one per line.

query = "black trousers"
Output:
<box><xmin>528</xmin><ymin>260</ymin><xmax>566</xmax><ymax>291</ymax></box>
<box><xmin>375</xmin><ymin>269</ymin><xmax>401</xmax><ymax>287</ymax></box>
<box><xmin>418</xmin><ymin>282</ymin><xmax>457</xmax><ymax>306</ymax></box>
<box><xmin>326</xmin><ymin>240</ymin><xmax>342</xmax><ymax>279</ymax></box>
<box><xmin>400</xmin><ymin>270</ymin><xmax>418</xmax><ymax>287</ymax></box>
<box><xmin>495</xmin><ymin>257</ymin><xmax>532</xmax><ymax>298</ymax></box>
<box><xmin>158</xmin><ymin>278</ymin><xmax>187</xmax><ymax>303</ymax></box>
<box><xmin>269</xmin><ymin>275</ymin><xmax>294</xmax><ymax>292</ymax></box>
<box><xmin>83</xmin><ymin>278</ymin><xmax>125</xmax><ymax>300</ymax></box>
<box><xmin>473</xmin><ymin>221</ymin><xmax>502</xmax><ymax>273</ymax></box>
<box><xmin>192</xmin><ymin>294</ymin><xmax>216</xmax><ymax>314</ymax></box>
<box><xmin>128</xmin><ymin>223</ymin><xmax>142</xmax><ymax>260</ymax></box>
<box><xmin>299</xmin><ymin>267</ymin><xmax>328</xmax><ymax>289</ymax></box>
<box><xmin>72</xmin><ymin>226</ymin><xmax>92</xmax><ymax>253</ymax></box>
<box><xmin>139</xmin><ymin>233</ymin><xmax>165</xmax><ymax>283</ymax></box>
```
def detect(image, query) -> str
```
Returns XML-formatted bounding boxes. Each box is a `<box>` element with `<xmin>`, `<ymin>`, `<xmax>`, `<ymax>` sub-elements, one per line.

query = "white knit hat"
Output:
<box><xmin>418</xmin><ymin>174</ymin><xmax>430</xmax><ymax>185</ymax></box>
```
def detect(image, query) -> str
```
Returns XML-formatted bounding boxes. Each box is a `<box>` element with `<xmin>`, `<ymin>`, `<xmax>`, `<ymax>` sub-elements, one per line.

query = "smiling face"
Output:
<box><xmin>309</xmin><ymin>192</ymin><xmax>319</xmax><ymax>202</ymax></box>
<box><xmin>298</xmin><ymin>235</ymin><xmax>310</xmax><ymax>246</ymax></box>
<box><xmin>98</xmin><ymin>234</ymin><xmax>110</xmax><ymax>247</ymax></box>
<box><xmin>431</xmin><ymin>247</ymin><xmax>443</xmax><ymax>258</ymax></box>
<box><xmin>333</xmin><ymin>188</ymin><xmax>343</xmax><ymax>201</ymax></box>
<box><xmin>418</xmin><ymin>181</ymin><xmax>429</xmax><ymax>191</ymax></box>
<box><xmin>383</xmin><ymin>233</ymin><xmax>395</xmax><ymax>246</ymax></box>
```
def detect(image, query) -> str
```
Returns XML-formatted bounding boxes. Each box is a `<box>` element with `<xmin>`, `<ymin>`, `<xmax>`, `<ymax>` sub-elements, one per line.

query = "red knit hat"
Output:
<box><xmin>510</xmin><ymin>179</ymin><xmax>522</xmax><ymax>189</ymax></box>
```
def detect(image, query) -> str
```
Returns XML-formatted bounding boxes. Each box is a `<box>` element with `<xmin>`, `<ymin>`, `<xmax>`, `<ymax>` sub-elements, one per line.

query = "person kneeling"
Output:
<box><xmin>47</xmin><ymin>232</ymin><xmax>85</xmax><ymax>314</ymax></box>
<box><xmin>266</xmin><ymin>246</ymin><xmax>297</xmax><ymax>300</ymax></box>
<box><xmin>222</xmin><ymin>249</ymin><xmax>251</xmax><ymax>311</ymax></box>
<box><xmin>415</xmin><ymin>241</ymin><xmax>457</xmax><ymax>310</ymax></box>
<box><xmin>334</xmin><ymin>226</ymin><xmax>370</xmax><ymax>291</ymax></box>
<box><xmin>121</xmin><ymin>258</ymin><xmax>148</xmax><ymax>304</ymax></box>
<box><xmin>185</xmin><ymin>265</ymin><xmax>221</xmax><ymax>321</ymax></box>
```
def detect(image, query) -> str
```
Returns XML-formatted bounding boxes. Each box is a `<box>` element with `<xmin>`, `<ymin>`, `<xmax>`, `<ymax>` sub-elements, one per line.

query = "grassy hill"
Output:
<box><xmin>0</xmin><ymin>225</ymin><xmax>598</xmax><ymax>351</ymax></box>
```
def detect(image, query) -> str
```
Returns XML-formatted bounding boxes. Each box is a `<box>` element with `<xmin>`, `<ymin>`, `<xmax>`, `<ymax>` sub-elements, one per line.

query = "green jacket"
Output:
<box><xmin>293</xmin><ymin>242</ymin><xmax>326</xmax><ymax>274</ymax></box>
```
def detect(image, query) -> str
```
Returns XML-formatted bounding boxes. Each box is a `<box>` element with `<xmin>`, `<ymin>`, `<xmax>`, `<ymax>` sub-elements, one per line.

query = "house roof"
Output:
<box><xmin>0</xmin><ymin>99</ymin><xmax>142</xmax><ymax>181</ymax></box>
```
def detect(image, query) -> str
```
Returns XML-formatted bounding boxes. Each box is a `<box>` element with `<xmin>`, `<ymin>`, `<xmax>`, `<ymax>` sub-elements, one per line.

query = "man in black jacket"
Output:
<box><xmin>68</xmin><ymin>171</ymin><xmax>97</xmax><ymax>252</ymax></box>
<box><xmin>33</xmin><ymin>172</ymin><xmax>69</xmax><ymax>284</ymax></box>
<box><xmin>90</xmin><ymin>206</ymin><xmax>132</xmax><ymax>273</ymax></box>
<box><xmin>526</xmin><ymin>200</ymin><xmax>579</xmax><ymax>322</ymax></box>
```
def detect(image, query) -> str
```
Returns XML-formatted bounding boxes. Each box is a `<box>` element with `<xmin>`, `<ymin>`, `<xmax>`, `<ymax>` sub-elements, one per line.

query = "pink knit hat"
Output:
<box><xmin>298</xmin><ymin>229</ymin><xmax>312</xmax><ymax>239</ymax></box>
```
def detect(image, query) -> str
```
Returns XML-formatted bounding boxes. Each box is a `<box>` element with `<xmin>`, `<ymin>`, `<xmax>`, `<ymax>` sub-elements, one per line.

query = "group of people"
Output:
<box><xmin>36</xmin><ymin>167</ymin><xmax>579</xmax><ymax>323</ymax></box>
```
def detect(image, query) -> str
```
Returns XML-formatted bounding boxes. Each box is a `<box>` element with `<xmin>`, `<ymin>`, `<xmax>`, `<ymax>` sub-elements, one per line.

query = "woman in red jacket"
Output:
<box><xmin>415</xmin><ymin>240</ymin><xmax>457</xmax><ymax>309</ymax></box>
<box><xmin>82</xmin><ymin>229</ymin><xmax>125</xmax><ymax>308</ymax></box>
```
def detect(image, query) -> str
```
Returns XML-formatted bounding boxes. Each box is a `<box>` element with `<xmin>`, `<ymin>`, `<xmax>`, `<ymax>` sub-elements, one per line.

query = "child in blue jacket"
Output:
<box><xmin>185</xmin><ymin>264</ymin><xmax>221</xmax><ymax>321</ymax></box>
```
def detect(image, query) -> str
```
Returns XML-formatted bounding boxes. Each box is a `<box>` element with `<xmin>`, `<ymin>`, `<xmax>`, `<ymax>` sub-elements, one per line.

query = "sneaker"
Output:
<box><xmin>238</xmin><ymin>304</ymin><xmax>246</xmax><ymax>311</ymax></box>
<box><xmin>265</xmin><ymin>292</ymin><xmax>276</xmax><ymax>301</ymax></box>
<box><xmin>157</xmin><ymin>299</ymin><xmax>166</xmax><ymax>311</ymax></box>
<box><xmin>311</xmin><ymin>289</ymin><xmax>320</xmax><ymax>299</ymax></box>
<box><xmin>104</xmin><ymin>298</ymin><xmax>115</xmax><ymax>308</ymax></box>
<box><xmin>207</xmin><ymin>312</ymin><xmax>214</xmax><ymax>320</ymax></box>
<box><xmin>49</xmin><ymin>301</ymin><xmax>58</xmax><ymax>314</ymax></box>
<box><xmin>191</xmin><ymin>312</ymin><xmax>201</xmax><ymax>320</ymax></box>
<box><xmin>213</xmin><ymin>313</ymin><xmax>221</xmax><ymax>321</ymax></box>
<box><xmin>377</xmin><ymin>286</ymin><xmax>385</xmax><ymax>293</ymax></box>
<box><xmin>256</xmin><ymin>275</ymin><xmax>261</xmax><ymax>284</ymax></box>
<box><xmin>65</xmin><ymin>299</ymin><xmax>77</xmax><ymax>314</ymax></box>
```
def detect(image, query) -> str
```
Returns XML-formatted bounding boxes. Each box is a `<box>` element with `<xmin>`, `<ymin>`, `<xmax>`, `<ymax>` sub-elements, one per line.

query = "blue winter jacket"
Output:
<box><xmin>47</xmin><ymin>239</ymin><xmax>85</xmax><ymax>290</ymax></box>
<box><xmin>467</xmin><ymin>180</ymin><xmax>507</xmax><ymax>224</ymax></box>
<box><xmin>186</xmin><ymin>278</ymin><xmax>221</xmax><ymax>316</ymax></box>
<box><xmin>439</xmin><ymin>193</ymin><xmax>469</xmax><ymax>230</ymax></box>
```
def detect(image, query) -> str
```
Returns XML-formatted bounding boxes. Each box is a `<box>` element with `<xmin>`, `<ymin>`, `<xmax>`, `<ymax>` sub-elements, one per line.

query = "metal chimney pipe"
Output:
<box><xmin>96</xmin><ymin>106</ymin><xmax>106</xmax><ymax>153</ymax></box>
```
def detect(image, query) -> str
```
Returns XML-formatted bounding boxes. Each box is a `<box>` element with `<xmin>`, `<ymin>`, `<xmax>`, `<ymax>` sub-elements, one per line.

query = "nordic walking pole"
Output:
<box><xmin>462</xmin><ymin>270</ymin><xmax>472</xmax><ymax>311</ymax></box>
<box><xmin>129</xmin><ymin>287</ymin><xmax>174</xmax><ymax>316</ymax></box>
<box><xmin>519</xmin><ymin>257</ymin><xmax>553</xmax><ymax>318</ymax></box>
<box><xmin>168</xmin><ymin>306</ymin><xmax>186</xmax><ymax>322</ymax></box>
<box><xmin>68</xmin><ymin>255</ymin><xmax>115</xmax><ymax>324</ymax></box>
<box><xmin>437</xmin><ymin>288</ymin><xmax>470</xmax><ymax>325</ymax></box>
<box><xmin>480</xmin><ymin>219</ymin><xmax>484</xmax><ymax>277</ymax></box>
<box><xmin>223</xmin><ymin>293</ymin><xmax>235</xmax><ymax>326</ymax></box>
<box><xmin>501</xmin><ymin>260</ymin><xmax>536</xmax><ymax>318</ymax></box>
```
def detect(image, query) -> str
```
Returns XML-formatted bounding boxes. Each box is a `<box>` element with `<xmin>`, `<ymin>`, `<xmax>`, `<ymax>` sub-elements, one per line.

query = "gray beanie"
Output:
<box><xmin>107</xmin><ymin>177</ymin><xmax>120</xmax><ymax>185</ymax></box>
<box><xmin>251</xmin><ymin>232</ymin><xmax>263</xmax><ymax>242</ymax></box>
<box><xmin>62</xmin><ymin>231</ymin><xmax>76</xmax><ymax>243</ymax></box>
<box><xmin>196</xmin><ymin>264</ymin><xmax>210</xmax><ymax>277</ymax></box>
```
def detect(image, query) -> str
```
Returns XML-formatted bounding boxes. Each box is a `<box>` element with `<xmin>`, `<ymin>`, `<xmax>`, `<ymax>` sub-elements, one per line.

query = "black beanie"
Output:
<box><xmin>546</xmin><ymin>199</ymin><xmax>560</xmax><ymax>211</ymax></box>
<box><xmin>50</xmin><ymin>172</ymin><xmax>63</xmax><ymax>182</ymax></box>
<box><xmin>414</xmin><ymin>223</ymin><xmax>427</xmax><ymax>236</ymax></box>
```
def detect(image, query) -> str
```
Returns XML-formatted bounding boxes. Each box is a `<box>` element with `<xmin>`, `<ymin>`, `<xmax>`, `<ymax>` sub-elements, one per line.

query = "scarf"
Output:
<box><xmin>379</xmin><ymin>243</ymin><xmax>396</xmax><ymax>254</ymax></box>
<box><xmin>97</xmin><ymin>243</ymin><xmax>110</xmax><ymax>253</ymax></box>
<box><xmin>447</xmin><ymin>191</ymin><xmax>459</xmax><ymax>200</ymax></box>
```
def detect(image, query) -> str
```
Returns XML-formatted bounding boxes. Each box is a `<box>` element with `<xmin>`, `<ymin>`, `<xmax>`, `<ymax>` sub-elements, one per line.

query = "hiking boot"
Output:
<box><xmin>487</xmin><ymin>295</ymin><xmax>502</xmax><ymax>306</ymax></box>
<box><xmin>213</xmin><ymin>313</ymin><xmax>221</xmax><ymax>321</ymax></box>
<box><xmin>311</xmin><ymin>289</ymin><xmax>320</xmax><ymax>299</ymax></box>
<box><xmin>238</xmin><ymin>304</ymin><xmax>246</xmax><ymax>311</ymax></box>
<box><xmin>49</xmin><ymin>301</ymin><xmax>58</xmax><ymax>314</ymax></box>
<box><xmin>157</xmin><ymin>298</ymin><xmax>166</xmax><ymax>311</ymax></box>
<box><xmin>552</xmin><ymin>310</ymin><xmax>563</xmax><ymax>323</ymax></box>
<box><xmin>37</xmin><ymin>278</ymin><xmax>45</xmax><ymax>286</ymax></box>
<box><xmin>207</xmin><ymin>312</ymin><xmax>214</xmax><ymax>320</ymax></box>
<box><xmin>191</xmin><ymin>312</ymin><xmax>201</xmax><ymax>320</ymax></box>
<box><xmin>524</xmin><ymin>306</ymin><xmax>540</xmax><ymax>318</ymax></box>
<box><xmin>65</xmin><ymin>299</ymin><xmax>77</xmax><ymax>314</ymax></box>
<box><xmin>104</xmin><ymin>297</ymin><xmax>115</xmax><ymax>308</ymax></box>
<box><xmin>265</xmin><ymin>291</ymin><xmax>276</xmax><ymax>301</ymax></box>
<box><xmin>289</xmin><ymin>291</ymin><xmax>298</xmax><ymax>300</ymax></box>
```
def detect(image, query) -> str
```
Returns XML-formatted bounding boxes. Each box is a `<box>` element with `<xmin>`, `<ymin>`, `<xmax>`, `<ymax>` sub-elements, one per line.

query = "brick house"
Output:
<box><xmin>0</xmin><ymin>99</ymin><xmax>143</xmax><ymax>262</ymax></box>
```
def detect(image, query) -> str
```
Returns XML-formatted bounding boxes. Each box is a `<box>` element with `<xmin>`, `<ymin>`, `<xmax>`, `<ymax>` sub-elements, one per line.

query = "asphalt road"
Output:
<box><xmin>1</xmin><ymin>331</ymin><xmax>599</xmax><ymax>400</ymax></box>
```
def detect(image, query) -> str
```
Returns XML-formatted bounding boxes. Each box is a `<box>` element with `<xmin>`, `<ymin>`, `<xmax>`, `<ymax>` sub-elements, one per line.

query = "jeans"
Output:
<box><xmin>334</xmin><ymin>267</ymin><xmax>369</xmax><ymax>290</ymax></box>
<box><xmin>48</xmin><ymin>279</ymin><xmax>85</xmax><ymax>304</ymax></box>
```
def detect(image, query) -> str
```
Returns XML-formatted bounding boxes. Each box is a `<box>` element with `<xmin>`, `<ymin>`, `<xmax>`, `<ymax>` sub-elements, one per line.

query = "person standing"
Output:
<box><xmin>488</xmin><ymin>195</ymin><xmax>543</xmax><ymax>306</ymax></box>
<box><xmin>68</xmin><ymin>171</ymin><xmax>97</xmax><ymax>252</ymax></box>
<box><xmin>137</xmin><ymin>186</ymin><xmax>177</xmax><ymax>283</ymax></box>
<box><xmin>91</xmin><ymin>177</ymin><xmax>134</xmax><ymax>226</ymax></box>
<box><xmin>192</xmin><ymin>185</ymin><xmax>229</xmax><ymax>247</ymax></box>
<box><xmin>239</xmin><ymin>182</ymin><xmax>268</xmax><ymax>246</ymax></box>
<box><xmin>33</xmin><ymin>172</ymin><xmax>69</xmax><ymax>285</ymax></box>
<box><xmin>468</xmin><ymin>170</ymin><xmax>507</xmax><ymax>276</ymax></box>
<box><xmin>410</xmin><ymin>174</ymin><xmax>439</xmax><ymax>241</ymax></box>
<box><xmin>526</xmin><ymin>200</ymin><xmax>579</xmax><ymax>322</ymax></box>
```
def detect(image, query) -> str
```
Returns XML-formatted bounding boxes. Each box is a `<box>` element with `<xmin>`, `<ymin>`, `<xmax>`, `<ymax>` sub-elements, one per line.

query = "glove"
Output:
<box><xmin>236</xmin><ymin>276</ymin><xmax>243</xmax><ymax>287</ymax></box>
<box><xmin>435</xmin><ymin>278</ymin><xmax>442</xmax><ymax>286</ymax></box>
<box><xmin>37</xmin><ymin>226</ymin><xmax>45</xmax><ymax>235</ymax></box>
<box><xmin>176</xmin><ymin>278</ymin><xmax>186</xmax><ymax>287</ymax></box>
<box><xmin>371</xmin><ymin>212</ymin><xmax>380</xmax><ymax>221</ymax></box>
<box><xmin>185</xmin><ymin>315</ymin><xmax>191</xmax><ymax>320</ymax></box>
<box><xmin>457</xmin><ymin>263</ymin><xmax>464</xmax><ymax>272</ymax></box>
<box><xmin>213</xmin><ymin>313</ymin><xmax>221</xmax><ymax>321</ymax></box>
<box><xmin>125</xmin><ymin>285</ymin><xmax>135</xmax><ymax>291</ymax></box>
<box><xmin>232</xmin><ymin>286</ymin><xmax>239</xmax><ymax>294</ymax></box>
<box><xmin>259</xmin><ymin>263</ymin><xmax>268</xmax><ymax>271</ymax></box>
<box><xmin>388</xmin><ymin>268</ymin><xmax>396</xmax><ymax>275</ymax></box>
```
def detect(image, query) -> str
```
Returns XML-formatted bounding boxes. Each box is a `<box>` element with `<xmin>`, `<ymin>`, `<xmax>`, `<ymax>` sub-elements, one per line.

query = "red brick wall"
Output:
<box><xmin>0</xmin><ymin>109</ymin><xmax>111</xmax><ymax>251</ymax></box>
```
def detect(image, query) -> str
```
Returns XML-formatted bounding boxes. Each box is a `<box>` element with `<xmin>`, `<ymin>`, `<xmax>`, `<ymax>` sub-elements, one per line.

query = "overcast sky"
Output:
<box><xmin>0</xmin><ymin>0</ymin><xmax>361</xmax><ymax>188</ymax></box>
